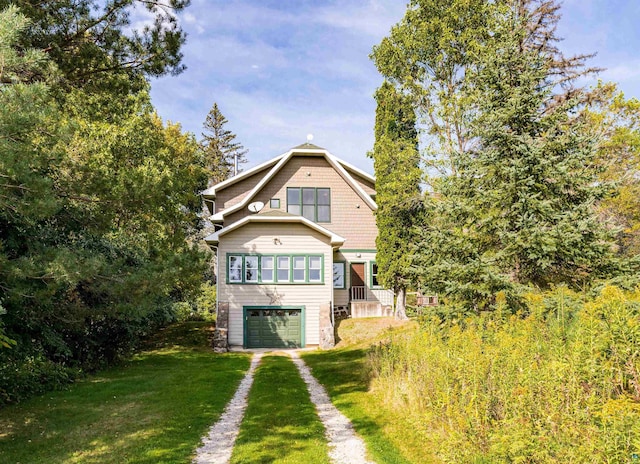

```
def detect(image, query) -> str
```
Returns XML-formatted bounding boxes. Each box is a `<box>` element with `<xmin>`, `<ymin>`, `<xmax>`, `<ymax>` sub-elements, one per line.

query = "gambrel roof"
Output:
<box><xmin>202</xmin><ymin>144</ymin><xmax>377</xmax><ymax>223</ymax></box>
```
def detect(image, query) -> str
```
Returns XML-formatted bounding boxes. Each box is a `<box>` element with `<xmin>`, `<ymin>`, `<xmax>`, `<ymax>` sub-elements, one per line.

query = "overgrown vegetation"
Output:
<box><xmin>367</xmin><ymin>2</ymin><xmax>640</xmax><ymax>457</ymax></box>
<box><xmin>303</xmin><ymin>320</ymin><xmax>432</xmax><ymax>464</ymax></box>
<box><xmin>0</xmin><ymin>322</ymin><xmax>251</xmax><ymax>464</ymax></box>
<box><xmin>368</xmin><ymin>286</ymin><xmax>640</xmax><ymax>462</ymax></box>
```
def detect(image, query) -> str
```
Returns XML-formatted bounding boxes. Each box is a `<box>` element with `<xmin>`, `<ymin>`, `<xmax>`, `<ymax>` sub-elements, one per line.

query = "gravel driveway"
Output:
<box><xmin>193</xmin><ymin>350</ymin><xmax>373</xmax><ymax>464</ymax></box>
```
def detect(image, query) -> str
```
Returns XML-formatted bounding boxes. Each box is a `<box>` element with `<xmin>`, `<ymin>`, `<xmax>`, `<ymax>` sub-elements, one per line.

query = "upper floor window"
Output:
<box><xmin>287</xmin><ymin>187</ymin><xmax>331</xmax><ymax>223</ymax></box>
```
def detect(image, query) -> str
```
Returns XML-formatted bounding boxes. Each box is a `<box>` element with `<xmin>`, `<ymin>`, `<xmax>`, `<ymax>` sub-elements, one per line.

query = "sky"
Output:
<box><xmin>147</xmin><ymin>0</ymin><xmax>640</xmax><ymax>175</ymax></box>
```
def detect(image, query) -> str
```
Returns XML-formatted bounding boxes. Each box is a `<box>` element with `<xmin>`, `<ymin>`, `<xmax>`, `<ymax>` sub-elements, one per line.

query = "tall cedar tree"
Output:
<box><xmin>371</xmin><ymin>82</ymin><xmax>422</xmax><ymax>320</ymax></box>
<box><xmin>201</xmin><ymin>103</ymin><xmax>248</xmax><ymax>186</ymax></box>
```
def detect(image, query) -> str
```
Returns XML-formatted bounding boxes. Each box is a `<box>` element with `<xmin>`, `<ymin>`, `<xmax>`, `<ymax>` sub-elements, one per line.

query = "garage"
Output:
<box><xmin>244</xmin><ymin>307</ymin><xmax>304</xmax><ymax>348</ymax></box>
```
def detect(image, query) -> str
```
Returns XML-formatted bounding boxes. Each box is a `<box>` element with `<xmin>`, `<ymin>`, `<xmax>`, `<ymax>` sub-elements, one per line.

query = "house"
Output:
<box><xmin>203</xmin><ymin>142</ymin><xmax>394</xmax><ymax>350</ymax></box>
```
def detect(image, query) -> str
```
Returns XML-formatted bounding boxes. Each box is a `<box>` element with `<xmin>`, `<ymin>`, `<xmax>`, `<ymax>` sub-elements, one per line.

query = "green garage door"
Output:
<box><xmin>245</xmin><ymin>308</ymin><xmax>303</xmax><ymax>348</ymax></box>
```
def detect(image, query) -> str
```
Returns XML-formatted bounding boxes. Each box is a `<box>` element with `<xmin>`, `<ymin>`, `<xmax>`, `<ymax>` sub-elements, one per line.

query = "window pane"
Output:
<box><xmin>317</xmin><ymin>205</ymin><xmax>330</xmax><ymax>222</ymax></box>
<box><xmin>309</xmin><ymin>256</ymin><xmax>321</xmax><ymax>269</ymax></box>
<box><xmin>288</xmin><ymin>204</ymin><xmax>301</xmax><ymax>215</ymax></box>
<box><xmin>245</xmin><ymin>256</ymin><xmax>258</xmax><ymax>282</ymax></box>
<box><xmin>262</xmin><ymin>269</ymin><xmax>273</xmax><ymax>282</ymax></box>
<box><xmin>302</xmin><ymin>188</ymin><xmax>315</xmax><ymax>204</ymax></box>
<box><xmin>293</xmin><ymin>256</ymin><xmax>305</xmax><ymax>282</ymax></box>
<box><xmin>261</xmin><ymin>256</ymin><xmax>273</xmax><ymax>282</ymax></box>
<box><xmin>293</xmin><ymin>257</ymin><xmax>305</xmax><ymax>269</ymax></box>
<box><xmin>270</xmin><ymin>198</ymin><xmax>280</xmax><ymax>209</ymax></box>
<box><xmin>277</xmin><ymin>256</ymin><xmax>290</xmax><ymax>282</ymax></box>
<box><xmin>333</xmin><ymin>263</ymin><xmax>345</xmax><ymax>288</ymax></box>
<box><xmin>287</xmin><ymin>188</ymin><xmax>300</xmax><ymax>205</ymax></box>
<box><xmin>302</xmin><ymin>205</ymin><xmax>315</xmax><ymax>221</ymax></box>
<box><xmin>229</xmin><ymin>256</ymin><xmax>242</xmax><ymax>282</ymax></box>
<box><xmin>309</xmin><ymin>269</ymin><xmax>321</xmax><ymax>282</ymax></box>
<box><xmin>317</xmin><ymin>188</ymin><xmax>330</xmax><ymax>205</ymax></box>
<box><xmin>372</xmin><ymin>263</ymin><xmax>379</xmax><ymax>287</ymax></box>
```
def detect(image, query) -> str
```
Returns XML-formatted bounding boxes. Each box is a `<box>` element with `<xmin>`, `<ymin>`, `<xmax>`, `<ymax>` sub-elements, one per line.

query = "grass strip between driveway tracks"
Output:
<box><xmin>230</xmin><ymin>354</ymin><xmax>331</xmax><ymax>464</ymax></box>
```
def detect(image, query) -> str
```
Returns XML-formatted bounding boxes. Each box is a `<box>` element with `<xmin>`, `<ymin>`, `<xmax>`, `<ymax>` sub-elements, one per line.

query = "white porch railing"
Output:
<box><xmin>350</xmin><ymin>286</ymin><xmax>366</xmax><ymax>301</ymax></box>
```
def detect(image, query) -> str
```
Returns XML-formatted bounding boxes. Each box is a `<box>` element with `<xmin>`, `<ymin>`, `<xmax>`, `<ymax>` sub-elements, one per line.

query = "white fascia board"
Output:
<box><xmin>204</xmin><ymin>231</ymin><xmax>218</xmax><ymax>244</ymax></box>
<box><xmin>335</xmin><ymin>157</ymin><xmax>375</xmax><ymax>183</ymax></box>
<box><xmin>325</xmin><ymin>153</ymin><xmax>377</xmax><ymax>210</ymax></box>
<box><xmin>200</xmin><ymin>154</ymin><xmax>286</xmax><ymax>198</ymax></box>
<box><xmin>218</xmin><ymin>148</ymin><xmax>377</xmax><ymax>220</ymax></box>
<box><xmin>210</xmin><ymin>215</ymin><xmax>345</xmax><ymax>246</ymax></box>
<box><xmin>217</xmin><ymin>150</ymin><xmax>295</xmax><ymax>219</ymax></box>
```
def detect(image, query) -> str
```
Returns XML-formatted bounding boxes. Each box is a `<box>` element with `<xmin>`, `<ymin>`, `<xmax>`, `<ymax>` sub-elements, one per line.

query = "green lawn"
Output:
<box><xmin>230</xmin><ymin>354</ymin><xmax>330</xmax><ymax>464</ymax></box>
<box><xmin>302</xmin><ymin>318</ymin><xmax>438</xmax><ymax>464</ymax></box>
<box><xmin>0</xmin><ymin>322</ymin><xmax>251</xmax><ymax>464</ymax></box>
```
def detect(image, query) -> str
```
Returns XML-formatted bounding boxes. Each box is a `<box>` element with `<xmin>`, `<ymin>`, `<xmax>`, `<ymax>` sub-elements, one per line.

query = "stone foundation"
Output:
<box><xmin>212</xmin><ymin>302</ymin><xmax>229</xmax><ymax>353</ymax></box>
<box><xmin>319</xmin><ymin>303</ymin><xmax>335</xmax><ymax>349</ymax></box>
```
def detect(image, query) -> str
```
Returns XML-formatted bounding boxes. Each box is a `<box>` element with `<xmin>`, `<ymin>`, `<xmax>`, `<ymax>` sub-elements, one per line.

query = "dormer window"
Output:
<box><xmin>286</xmin><ymin>187</ymin><xmax>331</xmax><ymax>223</ymax></box>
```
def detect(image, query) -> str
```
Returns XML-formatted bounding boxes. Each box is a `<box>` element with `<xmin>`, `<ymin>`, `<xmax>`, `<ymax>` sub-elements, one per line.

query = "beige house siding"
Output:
<box><xmin>349</xmin><ymin>172</ymin><xmax>376</xmax><ymax>197</ymax></box>
<box><xmin>223</xmin><ymin>155</ymin><xmax>378</xmax><ymax>248</ymax></box>
<box><xmin>214</xmin><ymin>169</ymin><xmax>269</xmax><ymax>212</ymax></box>
<box><xmin>217</xmin><ymin>222</ymin><xmax>333</xmax><ymax>347</ymax></box>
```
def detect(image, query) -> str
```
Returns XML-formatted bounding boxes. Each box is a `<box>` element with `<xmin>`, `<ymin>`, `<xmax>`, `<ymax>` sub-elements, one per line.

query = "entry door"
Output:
<box><xmin>350</xmin><ymin>263</ymin><xmax>366</xmax><ymax>300</ymax></box>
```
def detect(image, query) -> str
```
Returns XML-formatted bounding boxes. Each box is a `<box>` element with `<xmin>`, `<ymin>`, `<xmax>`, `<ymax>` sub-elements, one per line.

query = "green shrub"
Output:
<box><xmin>0</xmin><ymin>354</ymin><xmax>81</xmax><ymax>406</ymax></box>
<box><xmin>171</xmin><ymin>282</ymin><xmax>216</xmax><ymax>322</ymax></box>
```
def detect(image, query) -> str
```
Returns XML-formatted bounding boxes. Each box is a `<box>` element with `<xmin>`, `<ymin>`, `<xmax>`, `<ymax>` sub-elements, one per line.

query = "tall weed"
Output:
<box><xmin>369</xmin><ymin>285</ymin><xmax>640</xmax><ymax>462</ymax></box>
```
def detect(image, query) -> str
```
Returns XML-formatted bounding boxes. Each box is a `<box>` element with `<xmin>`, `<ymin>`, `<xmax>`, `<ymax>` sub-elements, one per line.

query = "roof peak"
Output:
<box><xmin>291</xmin><ymin>142</ymin><xmax>325</xmax><ymax>151</ymax></box>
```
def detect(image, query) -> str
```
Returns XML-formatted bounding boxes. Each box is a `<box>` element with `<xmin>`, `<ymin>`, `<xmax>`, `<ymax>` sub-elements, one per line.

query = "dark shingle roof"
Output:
<box><xmin>291</xmin><ymin>142</ymin><xmax>325</xmax><ymax>151</ymax></box>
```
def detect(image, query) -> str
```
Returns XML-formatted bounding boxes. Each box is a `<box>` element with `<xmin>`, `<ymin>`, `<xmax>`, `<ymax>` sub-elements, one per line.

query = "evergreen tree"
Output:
<box><xmin>464</xmin><ymin>18</ymin><xmax>615</xmax><ymax>288</ymax></box>
<box><xmin>1</xmin><ymin>0</ymin><xmax>188</xmax><ymax>94</ymax></box>
<box><xmin>374</xmin><ymin>0</ymin><xmax>618</xmax><ymax>312</ymax></box>
<box><xmin>0</xmin><ymin>4</ymin><xmax>209</xmax><ymax>403</ymax></box>
<box><xmin>201</xmin><ymin>103</ymin><xmax>248</xmax><ymax>186</ymax></box>
<box><xmin>371</xmin><ymin>82</ymin><xmax>422</xmax><ymax>319</ymax></box>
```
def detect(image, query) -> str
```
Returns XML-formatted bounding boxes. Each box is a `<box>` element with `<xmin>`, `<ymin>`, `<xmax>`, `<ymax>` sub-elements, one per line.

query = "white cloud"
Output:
<box><xmin>601</xmin><ymin>63</ymin><xmax>640</xmax><ymax>83</ymax></box>
<box><xmin>314</xmin><ymin>0</ymin><xmax>405</xmax><ymax>39</ymax></box>
<box><xmin>150</xmin><ymin>0</ymin><xmax>640</xmax><ymax>175</ymax></box>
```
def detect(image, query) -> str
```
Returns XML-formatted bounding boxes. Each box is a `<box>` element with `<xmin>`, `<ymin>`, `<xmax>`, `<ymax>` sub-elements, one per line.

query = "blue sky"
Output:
<box><xmin>148</xmin><ymin>0</ymin><xmax>640</xmax><ymax>175</ymax></box>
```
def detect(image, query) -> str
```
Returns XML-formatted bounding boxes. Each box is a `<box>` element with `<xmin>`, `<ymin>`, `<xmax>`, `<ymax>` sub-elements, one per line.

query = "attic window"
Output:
<box><xmin>286</xmin><ymin>187</ymin><xmax>331</xmax><ymax>223</ymax></box>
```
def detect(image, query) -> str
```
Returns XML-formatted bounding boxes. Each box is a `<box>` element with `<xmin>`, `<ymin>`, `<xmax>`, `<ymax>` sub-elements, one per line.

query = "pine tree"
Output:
<box><xmin>201</xmin><ymin>103</ymin><xmax>248</xmax><ymax>186</ymax></box>
<box><xmin>371</xmin><ymin>82</ymin><xmax>422</xmax><ymax>320</ymax></box>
